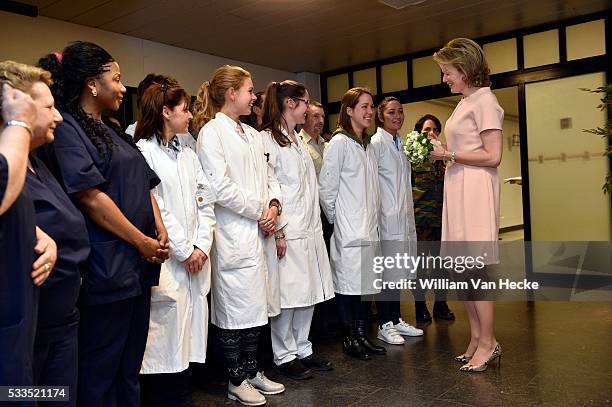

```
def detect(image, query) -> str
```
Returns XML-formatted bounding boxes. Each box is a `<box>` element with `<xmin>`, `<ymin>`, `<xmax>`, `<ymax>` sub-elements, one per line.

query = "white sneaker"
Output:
<box><xmin>394</xmin><ymin>318</ymin><xmax>424</xmax><ymax>337</ymax></box>
<box><xmin>228</xmin><ymin>380</ymin><xmax>266</xmax><ymax>406</ymax></box>
<box><xmin>377</xmin><ymin>321</ymin><xmax>405</xmax><ymax>345</ymax></box>
<box><xmin>248</xmin><ymin>371</ymin><xmax>285</xmax><ymax>395</ymax></box>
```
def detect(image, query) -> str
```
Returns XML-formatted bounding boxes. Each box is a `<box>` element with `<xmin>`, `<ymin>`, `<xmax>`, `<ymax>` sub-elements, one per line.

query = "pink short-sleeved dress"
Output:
<box><xmin>441</xmin><ymin>87</ymin><xmax>504</xmax><ymax>264</ymax></box>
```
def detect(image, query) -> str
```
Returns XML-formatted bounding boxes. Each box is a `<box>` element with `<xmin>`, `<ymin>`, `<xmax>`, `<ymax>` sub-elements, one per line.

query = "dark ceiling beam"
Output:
<box><xmin>0</xmin><ymin>0</ymin><xmax>38</xmax><ymax>17</ymax></box>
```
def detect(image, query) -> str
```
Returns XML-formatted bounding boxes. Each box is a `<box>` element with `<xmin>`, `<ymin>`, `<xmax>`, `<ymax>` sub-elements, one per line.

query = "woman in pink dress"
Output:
<box><xmin>431</xmin><ymin>38</ymin><xmax>504</xmax><ymax>373</ymax></box>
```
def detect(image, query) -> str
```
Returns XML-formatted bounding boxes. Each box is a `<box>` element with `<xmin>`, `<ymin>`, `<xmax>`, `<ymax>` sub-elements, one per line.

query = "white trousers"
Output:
<box><xmin>270</xmin><ymin>306</ymin><xmax>315</xmax><ymax>365</ymax></box>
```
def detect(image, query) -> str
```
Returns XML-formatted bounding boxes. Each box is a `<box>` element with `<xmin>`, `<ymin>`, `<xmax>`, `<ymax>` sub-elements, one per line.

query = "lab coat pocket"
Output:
<box><xmin>381</xmin><ymin>211</ymin><xmax>401</xmax><ymax>237</ymax></box>
<box><xmin>342</xmin><ymin>213</ymin><xmax>369</xmax><ymax>247</ymax></box>
<box><xmin>214</xmin><ymin>218</ymin><xmax>257</xmax><ymax>270</ymax></box>
<box><xmin>151</xmin><ymin>262</ymin><xmax>181</xmax><ymax>303</ymax></box>
<box><xmin>281</xmin><ymin>201</ymin><xmax>306</xmax><ymax>240</ymax></box>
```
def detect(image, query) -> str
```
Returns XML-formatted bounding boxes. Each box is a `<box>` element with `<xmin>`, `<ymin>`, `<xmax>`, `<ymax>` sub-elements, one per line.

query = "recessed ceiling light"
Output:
<box><xmin>378</xmin><ymin>0</ymin><xmax>427</xmax><ymax>10</ymax></box>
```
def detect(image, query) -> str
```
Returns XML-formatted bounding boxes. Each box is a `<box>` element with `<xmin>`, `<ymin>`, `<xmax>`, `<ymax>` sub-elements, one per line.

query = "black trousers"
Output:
<box><xmin>335</xmin><ymin>293</ymin><xmax>365</xmax><ymax>325</ymax></box>
<box><xmin>376</xmin><ymin>294</ymin><xmax>401</xmax><ymax>327</ymax></box>
<box><xmin>34</xmin><ymin>324</ymin><xmax>78</xmax><ymax>407</ymax></box>
<box><xmin>140</xmin><ymin>370</ymin><xmax>192</xmax><ymax>407</ymax></box>
<box><xmin>77</xmin><ymin>288</ymin><xmax>151</xmax><ymax>407</ymax></box>
<box><xmin>311</xmin><ymin>207</ymin><xmax>339</xmax><ymax>337</ymax></box>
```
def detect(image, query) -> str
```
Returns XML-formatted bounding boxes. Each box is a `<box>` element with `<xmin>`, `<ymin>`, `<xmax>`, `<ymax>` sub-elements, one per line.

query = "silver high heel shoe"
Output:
<box><xmin>454</xmin><ymin>354</ymin><xmax>472</xmax><ymax>363</ymax></box>
<box><xmin>459</xmin><ymin>343</ymin><xmax>502</xmax><ymax>372</ymax></box>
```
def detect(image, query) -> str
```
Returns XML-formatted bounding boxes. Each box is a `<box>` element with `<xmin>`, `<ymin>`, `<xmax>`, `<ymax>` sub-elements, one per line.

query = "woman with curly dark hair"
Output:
<box><xmin>38</xmin><ymin>41</ymin><xmax>170</xmax><ymax>406</ymax></box>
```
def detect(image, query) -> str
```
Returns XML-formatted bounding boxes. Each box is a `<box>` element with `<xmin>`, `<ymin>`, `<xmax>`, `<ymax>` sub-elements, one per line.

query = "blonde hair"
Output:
<box><xmin>433</xmin><ymin>38</ymin><xmax>491</xmax><ymax>88</ymax></box>
<box><xmin>192</xmin><ymin>65</ymin><xmax>251</xmax><ymax>133</ymax></box>
<box><xmin>0</xmin><ymin>60</ymin><xmax>52</xmax><ymax>116</ymax></box>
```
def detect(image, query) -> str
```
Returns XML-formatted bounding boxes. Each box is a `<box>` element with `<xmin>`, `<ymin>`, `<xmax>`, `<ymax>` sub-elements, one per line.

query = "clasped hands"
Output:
<box><xmin>258</xmin><ymin>205</ymin><xmax>278</xmax><ymax>238</ymax></box>
<box><xmin>137</xmin><ymin>228</ymin><xmax>170</xmax><ymax>264</ymax></box>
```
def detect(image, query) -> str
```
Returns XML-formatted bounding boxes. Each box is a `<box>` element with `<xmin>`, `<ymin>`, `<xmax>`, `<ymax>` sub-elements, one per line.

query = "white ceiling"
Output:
<box><xmin>25</xmin><ymin>0</ymin><xmax>611</xmax><ymax>73</ymax></box>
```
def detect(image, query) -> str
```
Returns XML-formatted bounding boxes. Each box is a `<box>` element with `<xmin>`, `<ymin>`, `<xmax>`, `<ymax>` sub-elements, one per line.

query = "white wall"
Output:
<box><xmin>0</xmin><ymin>11</ymin><xmax>296</xmax><ymax>94</ymax></box>
<box><xmin>526</xmin><ymin>72</ymin><xmax>611</xmax><ymax>241</ymax></box>
<box><xmin>296</xmin><ymin>72</ymin><xmax>321</xmax><ymax>103</ymax></box>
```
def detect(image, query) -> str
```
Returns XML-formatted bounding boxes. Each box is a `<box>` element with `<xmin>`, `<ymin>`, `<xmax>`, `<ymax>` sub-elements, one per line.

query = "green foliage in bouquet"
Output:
<box><xmin>403</xmin><ymin>131</ymin><xmax>434</xmax><ymax>165</ymax></box>
<box><xmin>581</xmin><ymin>83</ymin><xmax>612</xmax><ymax>194</ymax></box>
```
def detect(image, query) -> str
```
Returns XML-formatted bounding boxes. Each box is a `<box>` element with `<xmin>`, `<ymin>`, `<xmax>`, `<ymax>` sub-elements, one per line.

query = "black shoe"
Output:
<box><xmin>415</xmin><ymin>301</ymin><xmax>432</xmax><ymax>323</ymax></box>
<box><xmin>342</xmin><ymin>337</ymin><xmax>371</xmax><ymax>360</ymax></box>
<box><xmin>355</xmin><ymin>320</ymin><xmax>386</xmax><ymax>355</ymax></box>
<box><xmin>433</xmin><ymin>301</ymin><xmax>455</xmax><ymax>320</ymax></box>
<box><xmin>300</xmin><ymin>354</ymin><xmax>333</xmax><ymax>371</ymax></box>
<box><xmin>277</xmin><ymin>358</ymin><xmax>313</xmax><ymax>380</ymax></box>
<box><xmin>342</xmin><ymin>322</ymin><xmax>371</xmax><ymax>360</ymax></box>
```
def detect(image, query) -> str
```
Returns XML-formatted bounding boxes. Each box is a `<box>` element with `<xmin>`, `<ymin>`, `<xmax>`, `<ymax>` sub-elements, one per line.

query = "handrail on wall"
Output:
<box><xmin>527</xmin><ymin>151</ymin><xmax>607</xmax><ymax>163</ymax></box>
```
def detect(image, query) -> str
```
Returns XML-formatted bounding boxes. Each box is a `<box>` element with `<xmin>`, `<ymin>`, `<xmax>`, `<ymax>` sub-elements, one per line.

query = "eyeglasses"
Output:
<box><xmin>292</xmin><ymin>97</ymin><xmax>310</xmax><ymax>105</ymax></box>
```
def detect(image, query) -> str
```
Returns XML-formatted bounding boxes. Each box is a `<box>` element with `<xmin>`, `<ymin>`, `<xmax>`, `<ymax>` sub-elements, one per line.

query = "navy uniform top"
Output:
<box><xmin>23</xmin><ymin>154</ymin><xmax>90</xmax><ymax>333</ymax></box>
<box><xmin>42</xmin><ymin>113</ymin><xmax>161</xmax><ymax>305</ymax></box>
<box><xmin>0</xmin><ymin>153</ymin><xmax>38</xmax><ymax>385</ymax></box>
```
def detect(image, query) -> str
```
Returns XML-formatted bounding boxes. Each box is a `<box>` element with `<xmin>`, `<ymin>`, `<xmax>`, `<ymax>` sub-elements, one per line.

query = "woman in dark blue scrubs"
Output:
<box><xmin>1</xmin><ymin>70</ymin><xmax>58</xmax><ymax>404</ymax></box>
<box><xmin>0</xmin><ymin>82</ymin><xmax>39</xmax><ymax>391</ymax></box>
<box><xmin>4</xmin><ymin>62</ymin><xmax>89</xmax><ymax>406</ymax></box>
<box><xmin>38</xmin><ymin>42</ymin><xmax>170</xmax><ymax>407</ymax></box>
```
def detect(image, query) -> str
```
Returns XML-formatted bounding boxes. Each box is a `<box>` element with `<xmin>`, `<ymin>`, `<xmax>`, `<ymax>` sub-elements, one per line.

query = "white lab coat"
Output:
<box><xmin>319</xmin><ymin>131</ymin><xmax>381</xmax><ymax>295</ymax></box>
<box><xmin>126</xmin><ymin>122</ymin><xmax>196</xmax><ymax>151</ymax></box>
<box><xmin>370</xmin><ymin>128</ymin><xmax>417</xmax><ymax>280</ymax></box>
<box><xmin>197</xmin><ymin>112</ymin><xmax>282</xmax><ymax>329</ymax></box>
<box><xmin>261</xmin><ymin>128</ymin><xmax>335</xmax><ymax>308</ymax></box>
<box><xmin>137</xmin><ymin>137</ymin><xmax>215</xmax><ymax>374</ymax></box>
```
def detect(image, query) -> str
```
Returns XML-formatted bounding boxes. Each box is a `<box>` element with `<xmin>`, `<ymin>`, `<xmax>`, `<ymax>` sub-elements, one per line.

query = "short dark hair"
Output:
<box><xmin>414</xmin><ymin>114</ymin><xmax>442</xmax><ymax>133</ymax></box>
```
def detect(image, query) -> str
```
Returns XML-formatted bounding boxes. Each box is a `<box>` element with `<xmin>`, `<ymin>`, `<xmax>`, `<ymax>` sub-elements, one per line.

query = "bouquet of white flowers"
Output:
<box><xmin>403</xmin><ymin>131</ymin><xmax>433</xmax><ymax>164</ymax></box>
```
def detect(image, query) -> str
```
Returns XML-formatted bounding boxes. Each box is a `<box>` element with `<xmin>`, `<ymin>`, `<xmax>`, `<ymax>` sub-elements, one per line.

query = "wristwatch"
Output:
<box><xmin>269</xmin><ymin>199</ymin><xmax>282</xmax><ymax>216</ymax></box>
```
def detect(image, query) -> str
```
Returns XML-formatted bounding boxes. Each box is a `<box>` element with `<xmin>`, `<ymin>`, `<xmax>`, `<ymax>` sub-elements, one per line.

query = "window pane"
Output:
<box><xmin>566</xmin><ymin>19</ymin><xmax>606</xmax><ymax>61</ymax></box>
<box><xmin>327</xmin><ymin>113</ymin><xmax>339</xmax><ymax>132</ymax></box>
<box><xmin>523</xmin><ymin>29</ymin><xmax>559</xmax><ymax>68</ymax></box>
<box><xmin>326</xmin><ymin>74</ymin><xmax>348</xmax><ymax>103</ymax></box>
<box><xmin>412</xmin><ymin>56</ymin><xmax>440</xmax><ymax>88</ymax></box>
<box><xmin>353</xmin><ymin>68</ymin><xmax>377</xmax><ymax>93</ymax></box>
<box><xmin>381</xmin><ymin>61</ymin><xmax>408</xmax><ymax>93</ymax></box>
<box><xmin>483</xmin><ymin>39</ymin><xmax>517</xmax><ymax>74</ymax></box>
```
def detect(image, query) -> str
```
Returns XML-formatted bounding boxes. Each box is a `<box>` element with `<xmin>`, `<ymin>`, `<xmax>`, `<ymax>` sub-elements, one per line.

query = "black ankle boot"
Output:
<box><xmin>433</xmin><ymin>301</ymin><xmax>455</xmax><ymax>320</ymax></box>
<box><xmin>342</xmin><ymin>321</ymin><xmax>371</xmax><ymax>360</ymax></box>
<box><xmin>355</xmin><ymin>320</ymin><xmax>386</xmax><ymax>355</ymax></box>
<box><xmin>415</xmin><ymin>301</ymin><xmax>432</xmax><ymax>323</ymax></box>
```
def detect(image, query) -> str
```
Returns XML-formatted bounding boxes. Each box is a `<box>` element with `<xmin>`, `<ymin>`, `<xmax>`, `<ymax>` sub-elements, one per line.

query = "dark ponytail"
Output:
<box><xmin>261</xmin><ymin>80</ymin><xmax>307</xmax><ymax>147</ymax></box>
<box><xmin>37</xmin><ymin>52</ymin><xmax>64</xmax><ymax>109</ymax></box>
<box><xmin>39</xmin><ymin>41</ymin><xmax>135</xmax><ymax>160</ymax></box>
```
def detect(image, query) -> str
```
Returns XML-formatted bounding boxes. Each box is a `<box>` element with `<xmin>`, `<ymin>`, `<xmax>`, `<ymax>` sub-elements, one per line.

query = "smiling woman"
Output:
<box><xmin>0</xmin><ymin>60</ymin><xmax>88</xmax><ymax>407</ymax></box>
<box><xmin>319</xmin><ymin>87</ymin><xmax>384</xmax><ymax>360</ymax></box>
<box><xmin>37</xmin><ymin>41</ymin><xmax>170</xmax><ymax>407</ymax></box>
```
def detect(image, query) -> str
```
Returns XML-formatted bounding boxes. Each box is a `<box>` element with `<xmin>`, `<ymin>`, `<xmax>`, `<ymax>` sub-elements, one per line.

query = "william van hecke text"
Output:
<box><xmin>373</xmin><ymin>278</ymin><xmax>540</xmax><ymax>291</ymax></box>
